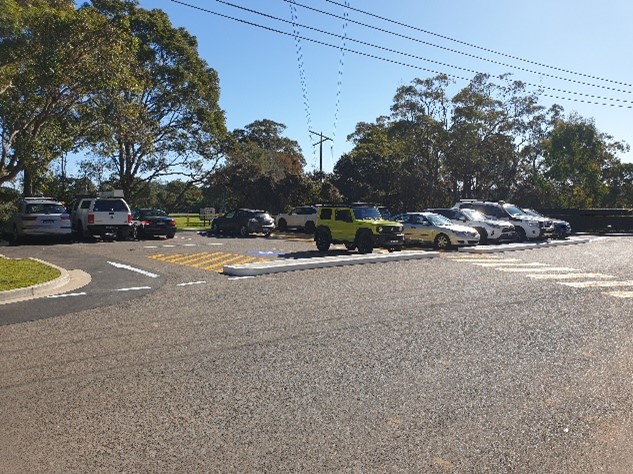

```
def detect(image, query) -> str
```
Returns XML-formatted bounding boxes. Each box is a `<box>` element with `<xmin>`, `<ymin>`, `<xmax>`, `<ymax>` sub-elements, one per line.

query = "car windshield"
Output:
<box><xmin>426</xmin><ymin>213</ymin><xmax>453</xmax><ymax>226</ymax></box>
<box><xmin>26</xmin><ymin>203</ymin><xmax>66</xmax><ymax>214</ymax></box>
<box><xmin>522</xmin><ymin>208</ymin><xmax>541</xmax><ymax>217</ymax></box>
<box><xmin>503</xmin><ymin>204</ymin><xmax>527</xmax><ymax>217</ymax></box>
<box><xmin>378</xmin><ymin>208</ymin><xmax>391</xmax><ymax>220</ymax></box>
<box><xmin>461</xmin><ymin>208</ymin><xmax>487</xmax><ymax>221</ymax></box>
<box><xmin>93</xmin><ymin>200</ymin><xmax>128</xmax><ymax>212</ymax></box>
<box><xmin>139</xmin><ymin>209</ymin><xmax>167</xmax><ymax>217</ymax></box>
<box><xmin>353</xmin><ymin>207</ymin><xmax>382</xmax><ymax>220</ymax></box>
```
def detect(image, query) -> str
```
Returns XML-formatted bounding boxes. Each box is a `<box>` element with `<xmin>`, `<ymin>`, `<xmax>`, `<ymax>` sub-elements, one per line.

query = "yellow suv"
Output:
<box><xmin>314</xmin><ymin>204</ymin><xmax>404</xmax><ymax>253</ymax></box>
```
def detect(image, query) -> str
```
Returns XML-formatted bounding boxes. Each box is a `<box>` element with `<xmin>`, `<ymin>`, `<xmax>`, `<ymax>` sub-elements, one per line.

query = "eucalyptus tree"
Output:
<box><xmin>389</xmin><ymin>74</ymin><xmax>452</xmax><ymax>207</ymax></box>
<box><xmin>0</xmin><ymin>0</ymin><xmax>132</xmax><ymax>193</ymax></box>
<box><xmin>542</xmin><ymin>113</ymin><xmax>628</xmax><ymax>207</ymax></box>
<box><xmin>446</xmin><ymin>73</ymin><xmax>544</xmax><ymax>201</ymax></box>
<box><xmin>333</xmin><ymin>119</ymin><xmax>388</xmax><ymax>203</ymax></box>
<box><xmin>209</xmin><ymin>119</ymin><xmax>306</xmax><ymax>212</ymax></box>
<box><xmin>81</xmin><ymin>0</ymin><xmax>227</xmax><ymax>202</ymax></box>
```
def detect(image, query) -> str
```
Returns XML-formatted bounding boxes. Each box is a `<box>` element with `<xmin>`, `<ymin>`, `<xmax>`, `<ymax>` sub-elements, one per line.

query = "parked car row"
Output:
<box><xmin>208</xmin><ymin>201</ymin><xmax>572</xmax><ymax>251</ymax></box>
<box><xmin>3</xmin><ymin>195</ymin><xmax>178</xmax><ymax>245</ymax></box>
<box><xmin>3</xmin><ymin>196</ymin><xmax>571</xmax><ymax>250</ymax></box>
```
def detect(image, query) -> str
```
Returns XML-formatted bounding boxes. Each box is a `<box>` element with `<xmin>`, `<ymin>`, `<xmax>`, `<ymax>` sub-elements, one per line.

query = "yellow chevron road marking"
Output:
<box><xmin>203</xmin><ymin>254</ymin><xmax>261</xmax><ymax>272</ymax></box>
<box><xmin>148</xmin><ymin>252</ymin><xmax>271</xmax><ymax>273</ymax></box>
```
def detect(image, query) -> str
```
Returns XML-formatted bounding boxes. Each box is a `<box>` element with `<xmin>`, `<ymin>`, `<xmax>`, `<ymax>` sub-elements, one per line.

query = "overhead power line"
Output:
<box><xmin>285</xmin><ymin>0</ymin><xmax>633</xmax><ymax>94</ymax></box>
<box><xmin>168</xmin><ymin>0</ymin><xmax>633</xmax><ymax>109</ymax></box>
<box><xmin>324</xmin><ymin>0</ymin><xmax>633</xmax><ymax>89</ymax></box>
<box><xmin>288</xmin><ymin>0</ymin><xmax>316</xmax><ymax>164</ymax></box>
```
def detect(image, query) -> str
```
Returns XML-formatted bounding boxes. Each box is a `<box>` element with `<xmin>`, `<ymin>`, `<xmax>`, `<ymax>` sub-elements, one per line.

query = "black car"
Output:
<box><xmin>131</xmin><ymin>208</ymin><xmax>177</xmax><ymax>239</ymax></box>
<box><xmin>211</xmin><ymin>208</ymin><xmax>275</xmax><ymax>237</ymax></box>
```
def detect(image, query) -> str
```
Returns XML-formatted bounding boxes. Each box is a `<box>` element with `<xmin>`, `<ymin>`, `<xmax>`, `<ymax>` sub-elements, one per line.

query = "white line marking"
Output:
<box><xmin>143</xmin><ymin>245</ymin><xmax>159</xmax><ymax>249</ymax></box>
<box><xmin>116</xmin><ymin>286</ymin><xmax>152</xmax><ymax>292</ymax></box>
<box><xmin>473</xmin><ymin>262</ymin><xmax>548</xmax><ymax>267</ymax></box>
<box><xmin>559</xmin><ymin>280</ymin><xmax>633</xmax><ymax>288</ymax></box>
<box><xmin>176</xmin><ymin>281</ymin><xmax>207</xmax><ymax>287</ymax></box>
<box><xmin>47</xmin><ymin>292</ymin><xmax>87</xmax><ymax>299</ymax></box>
<box><xmin>528</xmin><ymin>273</ymin><xmax>614</xmax><ymax>280</ymax></box>
<box><xmin>107</xmin><ymin>261</ymin><xmax>160</xmax><ymax>278</ymax></box>
<box><xmin>497</xmin><ymin>267</ymin><xmax>576</xmax><ymax>273</ymax></box>
<box><xmin>605</xmin><ymin>291</ymin><xmax>633</xmax><ymax>298</ymax></box>
<box><xmin>162</xmin><ymin>245</ymin><xmax>176</xmax><ymax>248</ymax></box>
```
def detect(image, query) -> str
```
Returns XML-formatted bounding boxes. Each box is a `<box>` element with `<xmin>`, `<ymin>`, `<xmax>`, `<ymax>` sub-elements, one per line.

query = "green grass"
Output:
<box><xmin>0</xmin><ymin>257</ymin><xmax>61</xmax><ymax>291</ymax></box>
<box><xmin>171</xmin><ymin>213</ymin><xmax>217</xmax><ymax>229</ymax></box>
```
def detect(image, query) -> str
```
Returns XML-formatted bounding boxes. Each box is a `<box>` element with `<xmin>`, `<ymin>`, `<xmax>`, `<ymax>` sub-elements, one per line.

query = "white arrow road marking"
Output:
<box><xmin>107</xmin><ymin>261</ymin><xmax>160</xmax><ymax>278</ymax></box>
<box><xmin>176</xmin><ymin>281</ymin><xmax>207</xmax><ymax>287</ymax></box>
<box><xmin>47</xmin><ymin>292</ymin><xmax>87</xmax><ymax>299</ymax></box>
<box><xmin>116</xmin><ymin>286</ymin><xmax>152</xmax><ymax>292</ymax></box>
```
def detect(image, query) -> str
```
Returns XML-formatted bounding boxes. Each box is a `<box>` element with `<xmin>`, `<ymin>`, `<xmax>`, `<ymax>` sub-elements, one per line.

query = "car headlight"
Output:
<box><xmin>377</xmin><ymin>226</ymin><xmax>383</xmax><ymax>233</ymax></box>
<box><xmin>527</xmin><ymin>221</ymin><xmax>539</xmax><ymax>227</ymax></box>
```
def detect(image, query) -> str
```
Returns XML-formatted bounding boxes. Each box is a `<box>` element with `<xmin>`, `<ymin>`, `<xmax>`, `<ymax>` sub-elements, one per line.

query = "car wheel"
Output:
<box><xmin>76</xmin><ymin>221</ymin><xmax>84</xmax><ymax>241</ymax></box>
<box><xmin>239</xmin><ymin>225</ymin><xmax>249</xmax><ymax>237</ymax></box>
<box><xmin>277</xmin><ymin>219</ymin><xmax>287</xmax><ymax>232</ymax></box>
<box><xmin>516</xmin><ymin>227</ymin><xmax>527</xmax><ymax>242</ymax></box>
<box><xmin>357</xmin><ymin>233</ymin><xmax>374</xmax><ymax>254</ymax></box>
<box><xmin>304</xmin><ymin>221</ymin><xmax>315</xmax><ymax>234</ymax></box>
<box><xmin>9</xmin><ymin>226</ymin><xmax>20</xmax><ymax>246</ymax></box>
<box><xmin>344</xmin><ymin>243</ymin><xmax>356</xmax><ymax>251</ymax></box>
<box><xmin>434</xmin><ymin>233</ymin><xmax>452</xmax><ymax>250</ymax></box>
<box><xmin>130</xmin><ymin>225</ymin><xmax>138</xmax><ymax>240</ymax></box>
<box><xmin>116</xmin><ymin>228</ymin><xmax>129</xmax><ymax>241</ymax></box>
<box><xmin>166</xmin><ymin>232</ymin><xmax>175</xmax><ymax>239</ymax></box>
<box><xmin>476</xmin><ymin>227</ymin><xmax>488</xmax><ymax>244</ymax></box>
<box><xmin>315</xmin><ymin>229</ymin><xmax>331</xmax><ymax>252</ymax></box>
<box><xmin>211</xmin><ymin>222</ymin><xmax>219</xmax><ymax>234</ymax></box>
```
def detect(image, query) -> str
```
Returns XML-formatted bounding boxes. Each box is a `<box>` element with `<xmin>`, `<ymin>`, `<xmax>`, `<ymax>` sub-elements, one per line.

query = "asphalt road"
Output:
<box><xmin>1</xmin><ymin>232</ymin><xmax>632</xmax><ymax>473</ymax></box>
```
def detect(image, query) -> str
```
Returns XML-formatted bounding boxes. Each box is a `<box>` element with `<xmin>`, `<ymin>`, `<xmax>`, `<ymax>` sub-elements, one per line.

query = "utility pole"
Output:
<box><xmin>309</xmin><ymin>130</ymin><xmax>332</xmax><ymax>173</ymax></box>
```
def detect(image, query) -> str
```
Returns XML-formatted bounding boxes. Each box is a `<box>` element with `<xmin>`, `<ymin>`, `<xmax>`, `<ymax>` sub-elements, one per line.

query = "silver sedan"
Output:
<box><xmin>393</xmin><ymin>212</ymin><xmax>480</xmax><ymax>250</ymax></box>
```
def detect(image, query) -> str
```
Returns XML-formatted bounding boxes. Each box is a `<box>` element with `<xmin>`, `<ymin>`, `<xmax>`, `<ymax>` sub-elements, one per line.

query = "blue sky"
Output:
<box><xmin>136</xmin><ymin>0</ymin><xmax>633</xmax><ymax>173</ymax></box>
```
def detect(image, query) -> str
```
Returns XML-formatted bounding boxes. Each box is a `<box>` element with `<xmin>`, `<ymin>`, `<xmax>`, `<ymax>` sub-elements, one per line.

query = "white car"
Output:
<box><xmin>392</xmin><ymin>212</ymin><xmax>480</xmax><ymax>250</ymax></box>
<box><xmin>70</xmin><ymin>195</ymin><xmax>132</xmax><ymax>241</ymax></box>
<box><xmin>6</xmin><ymin>197</ymin><xmax>72</xmax><ymax>245</ymax></box>
<box><xmin>275</xmin><ymin>205</ymin><xmax>317</xmax><ymax>233</ymax></box>
<box><xmin>454</xmin><ymin>200</ymin><xmax>552</xmax><ymax>241</ymax></box>
<box><xmin>428</xmin><ymin>207</ymin><xmax>518</xmax><ymax>244</ymax></box>
<box><xmin>522</xmin><ymin>208</ymin><xmax>571</xmax><ymax>239</ymax></box>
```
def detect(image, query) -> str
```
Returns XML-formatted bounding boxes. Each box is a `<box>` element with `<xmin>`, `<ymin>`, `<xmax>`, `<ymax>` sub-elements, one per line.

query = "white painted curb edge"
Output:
<box><xmin>223</xmin><ymin>250</ymin><xmax>439</xmax><ymax>276</ymax></box>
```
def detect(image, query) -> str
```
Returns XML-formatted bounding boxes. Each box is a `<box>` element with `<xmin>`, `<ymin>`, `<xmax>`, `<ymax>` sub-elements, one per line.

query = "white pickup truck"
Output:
<box><xmin>71</xmin><ymin>196</ymin><xmax>132</xmax><ymax>240</ymax></box>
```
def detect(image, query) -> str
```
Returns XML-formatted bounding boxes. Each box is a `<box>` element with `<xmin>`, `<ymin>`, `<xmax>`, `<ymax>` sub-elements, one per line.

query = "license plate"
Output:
<box><xmin>42</xmin><ymin>219</ymin><xmax>54</xmax><ymax>224</ymax></box>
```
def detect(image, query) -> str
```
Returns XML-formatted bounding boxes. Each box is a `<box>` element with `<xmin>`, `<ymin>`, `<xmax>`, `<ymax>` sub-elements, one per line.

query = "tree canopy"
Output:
<box><xmin>1</xmin><ymin>2</ymin><xmax>631</xmax><ymax>214</ymax></box>
<box><xmin>0</xmin><ymin>0</ymin><xmax>133</xmax><ymax>192</ymax></box>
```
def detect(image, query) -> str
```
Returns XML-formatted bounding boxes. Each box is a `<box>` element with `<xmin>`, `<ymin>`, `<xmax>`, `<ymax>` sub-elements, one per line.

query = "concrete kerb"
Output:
<box><xmin>459</xmin><ymin>237</ymin><xmax>591</xmax><ymax>253</ymax></box>
<box><xmin>223</xmin><ymin>250</ymin><xmax>439</xmax><ymax>276</ymax></box>
<box><xmin>222</xmin><ymin>237</ymin><xmax>593</xmax><ymax>276</ymax></box>
<box><xmin>0</xmin><ymin>257</ymin><xmax>91</xmax><ymax>305</ymax></box>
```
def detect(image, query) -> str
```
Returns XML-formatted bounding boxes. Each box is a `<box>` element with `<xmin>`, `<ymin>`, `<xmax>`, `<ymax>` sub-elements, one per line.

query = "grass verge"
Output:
<box><xmin>0</xmin><ymin>257</ymin><xmax>61</xmax><ymax>291</ymax></box>
<box><xmin>171</xmin><ymin>213</ymin><xmax>215</xmax><ymax>229</ymax></box>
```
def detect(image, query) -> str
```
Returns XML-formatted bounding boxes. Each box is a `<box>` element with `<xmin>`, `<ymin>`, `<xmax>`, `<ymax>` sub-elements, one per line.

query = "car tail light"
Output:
<box><xmin>128</xmin><ymin>213</ymin><xmax>132</xmax><ymax>224</ymax></box>
<box><xmin>141</xmin><ymin>220</ymin><xmax>152</xmax><ymax>226</ymax></box>
<box><xmin>61</xmin><ymin>214</ymin><xmax>70</xmax><ymax>220</ymax></box>
<box><xmin>168</xmin><ymin>220</ymin><xmax>176</xmax><ymax>226</ymax></box>
<box><xmin>88</xmin><ymin>214</ymin><xmax>94</xmax><ymax>224</ymax></box>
